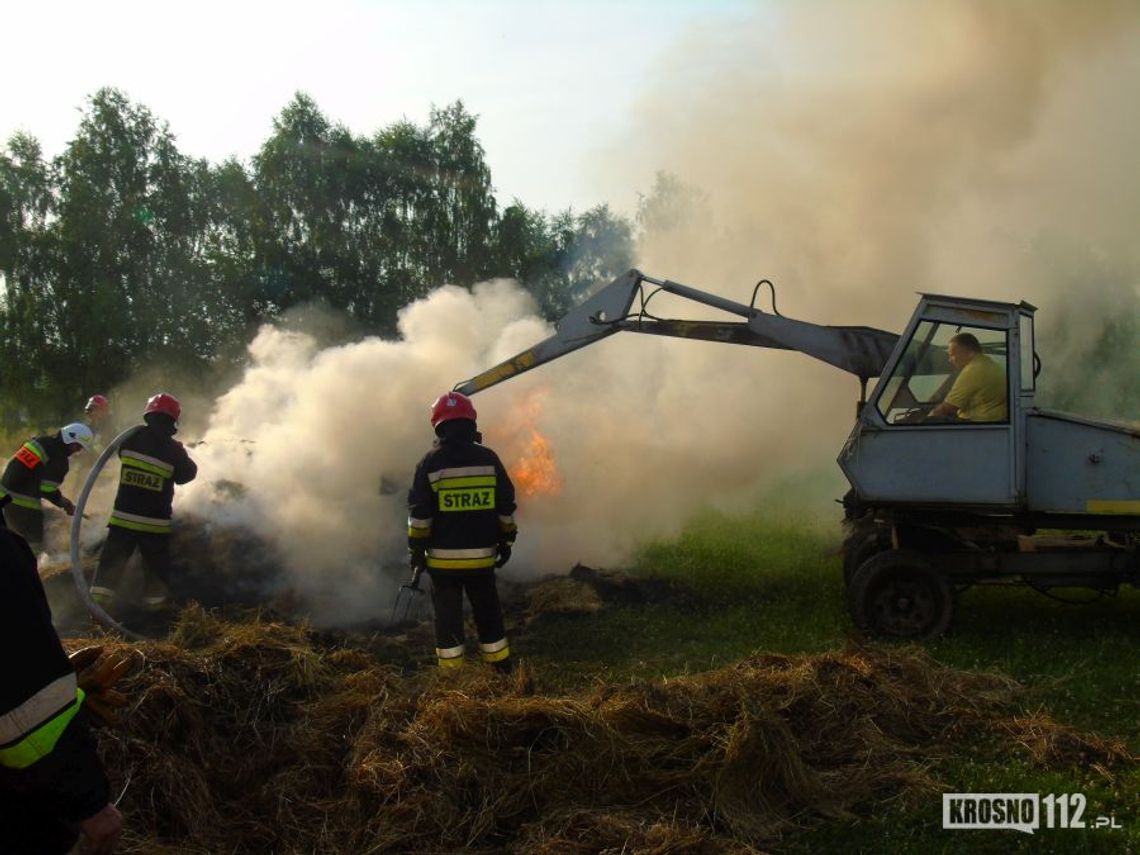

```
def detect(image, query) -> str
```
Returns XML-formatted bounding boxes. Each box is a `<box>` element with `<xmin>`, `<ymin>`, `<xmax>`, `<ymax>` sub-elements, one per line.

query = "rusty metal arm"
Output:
<box><xmin>453</xmin><ymin>269</ymin><xmax>899</xmax><ymax>396</ymax></box>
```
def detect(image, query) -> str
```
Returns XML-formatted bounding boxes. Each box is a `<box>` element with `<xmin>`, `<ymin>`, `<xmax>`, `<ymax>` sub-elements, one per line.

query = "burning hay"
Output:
<box><xmin>64</xmin><ymin>607</ymin><xmax>1134</xmax><ymax>854</ymax></box>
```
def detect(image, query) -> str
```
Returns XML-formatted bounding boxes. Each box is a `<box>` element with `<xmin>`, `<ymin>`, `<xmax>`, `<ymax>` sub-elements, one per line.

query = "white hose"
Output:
<box><xmin>69</xmin><ymin>425</ymin><xmax>146</xmax><ymax>640</ymax></box>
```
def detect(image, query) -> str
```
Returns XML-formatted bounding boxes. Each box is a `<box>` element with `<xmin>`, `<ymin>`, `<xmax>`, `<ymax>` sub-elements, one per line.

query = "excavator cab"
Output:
<box><xmin>840</xmin><ymin>295</ymin><xmax>1036</xmax><ymax>510</ymax></box>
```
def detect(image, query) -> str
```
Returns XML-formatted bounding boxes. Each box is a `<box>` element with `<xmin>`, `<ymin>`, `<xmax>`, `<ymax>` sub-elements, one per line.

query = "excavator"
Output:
<box><xmin>453</xmin><ymin>269</ymin><xmax>1139</xmax><ymax>639</ymax></box>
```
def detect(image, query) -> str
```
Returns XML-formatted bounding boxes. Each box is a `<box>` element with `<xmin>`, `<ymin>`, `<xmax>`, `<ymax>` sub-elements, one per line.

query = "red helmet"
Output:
<box><xmin>430</xmin><ymin>392</ymin><xmax>477</xmax><ymax>429</ymax></box>
<box><xmin>85</xmin><ymin>394</ymin><xmax>110</xmax><ymax>415</ymax></box>
<box><xmin>144</xmin><ymin>393</ymin><xmax>182</xmax><ymax>421</ymax></box>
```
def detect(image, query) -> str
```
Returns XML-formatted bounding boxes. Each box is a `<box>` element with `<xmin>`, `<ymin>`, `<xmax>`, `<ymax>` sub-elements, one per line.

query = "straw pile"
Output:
<box><xmin>519</xmin><ymin>564</ymin><xmax>694</xmax><ymax>626</ymax></box>
<box><xmin>63</xmin><ymin>606</ymin><xmax>1133</xmax><ymax>854</ymax></box>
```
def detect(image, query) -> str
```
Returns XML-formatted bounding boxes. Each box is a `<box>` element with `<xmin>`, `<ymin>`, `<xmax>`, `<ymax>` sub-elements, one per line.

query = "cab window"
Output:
<box><xmin>875</xmin><ymin>321</ymin><xmax>1008</xmax><ymax>425</ymax></box>
<box><xmin>1019</xmin><ymin>313</ymin><xmax>1035</xmax><ymax>392</ymax></box>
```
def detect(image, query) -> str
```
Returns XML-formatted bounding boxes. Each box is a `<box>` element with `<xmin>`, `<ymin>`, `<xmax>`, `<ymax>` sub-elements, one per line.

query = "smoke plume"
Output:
<box><xmin>180</xmin><ymin>0</ymin><xmax>1138</xmax><ymax>624</ymax></box>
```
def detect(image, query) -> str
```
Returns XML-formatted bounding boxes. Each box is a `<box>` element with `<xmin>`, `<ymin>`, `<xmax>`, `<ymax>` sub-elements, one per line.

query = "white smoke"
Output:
<box><xmin>176</xmin><ymin>0</ymin><xmax>1140</xmax><ymax>625</ymax></box>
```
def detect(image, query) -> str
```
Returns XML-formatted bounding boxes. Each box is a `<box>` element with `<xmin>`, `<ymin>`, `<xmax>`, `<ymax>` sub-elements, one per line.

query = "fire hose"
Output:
<box><xmin>69</xmin><ymin>425</ymin><xmax>147</xmax><ymax>640</ymax></box>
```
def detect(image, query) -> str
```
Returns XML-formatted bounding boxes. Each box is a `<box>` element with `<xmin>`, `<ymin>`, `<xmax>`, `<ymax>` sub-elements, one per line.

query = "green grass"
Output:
<box><xmin>520</xmin><ymin>505</ymin><xmax>1140</xmax><ymax>854</ymax></box>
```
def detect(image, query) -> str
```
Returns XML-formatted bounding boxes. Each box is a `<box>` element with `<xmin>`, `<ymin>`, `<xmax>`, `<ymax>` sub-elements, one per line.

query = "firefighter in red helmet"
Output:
<box><xmin>84</xmin><ymin>394</ymin><xmax>112</xmax><ymax>436</ymax></box>
<box><xmin>73</xmin><ymin>393</ymin><xmax>115</xmax><ymax>488</ymax></box>
<box><xmin>90</xmin><ymin>393</ymin><xmax>197</xmax><ymax>617</ymax></box>
<box><xmin>407</xmin><ymin>392</ymin><xmax>517</xmax><ymax>672</ymax></box>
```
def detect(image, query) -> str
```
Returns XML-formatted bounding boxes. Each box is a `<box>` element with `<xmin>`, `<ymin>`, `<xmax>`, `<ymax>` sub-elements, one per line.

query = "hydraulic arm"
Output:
<box><xmin>454</xmin><ymin>269</ymin><xmax>899</xmax><ymax>396</ymax></box>
<box><xmin>451</xmin><ymin>268</ymin><xmax>1139</xmax><ymax>641</ymax></box>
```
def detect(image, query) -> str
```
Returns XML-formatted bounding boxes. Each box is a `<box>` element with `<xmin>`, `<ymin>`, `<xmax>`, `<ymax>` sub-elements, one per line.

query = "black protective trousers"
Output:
<box><xmin>429</xmin><ymin>571</ymin><xmax>511</xmax><ymax>672</ymax></box>
<box><xmin>94</xmin><ymin>526</ymin><xmax>172</xmax><ymax>602</ymax></box>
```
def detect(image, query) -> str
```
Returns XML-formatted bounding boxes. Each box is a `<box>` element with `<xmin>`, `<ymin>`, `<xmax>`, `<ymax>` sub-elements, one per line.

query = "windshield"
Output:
<box><xmin>875</xmin><ymin>320</ymin><xmax>1008</xmax><ymax>424</ymax></box>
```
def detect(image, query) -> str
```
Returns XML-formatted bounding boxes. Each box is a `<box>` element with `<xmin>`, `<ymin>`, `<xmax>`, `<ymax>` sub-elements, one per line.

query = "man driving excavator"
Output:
<box><xmin>927</xmin><ymin>332</ymin><xmax>1008</xmax><ymax>422</ymax></box>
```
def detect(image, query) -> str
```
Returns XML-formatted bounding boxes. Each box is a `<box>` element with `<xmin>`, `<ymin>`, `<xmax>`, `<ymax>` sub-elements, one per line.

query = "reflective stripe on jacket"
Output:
<box><xmin>0</xmin><ymin>487</ymin><xmax>41</xmax><ymax>511</ymax></box>
<box><xmin>0</xmin><ymin>519</ymin><xmax>111</xmax><ymax>818</ymax></box>
<box><xmin>0</xmin><ymin>434</ymin><xmax>71</xmax><ymax>511</ymax></box>
<box><xmin>408</xmin><ymin>435</ymin><xmax>516</xmax><ymax>572</ymax></box>
<box><xmin>0</xmin><ymin>676</ymin><xmax>84</xmax><ymax>769</ymax></box>
<box><xmin>0</xmin><ymin>521</ymin><xmax>85</xmax><ymax>770</ymax></box>
<box><xmin>110</xmin><ymin>423</ymin><xmax>197</xmax><ymax>533</ymax></box>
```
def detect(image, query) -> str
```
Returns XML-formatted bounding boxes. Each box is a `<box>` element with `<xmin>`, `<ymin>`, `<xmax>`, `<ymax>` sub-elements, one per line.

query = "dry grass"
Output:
<box><xmin>62</xmin><ymin>605</ymin><xmax>1134</xmax><ymax>854</ymax></box>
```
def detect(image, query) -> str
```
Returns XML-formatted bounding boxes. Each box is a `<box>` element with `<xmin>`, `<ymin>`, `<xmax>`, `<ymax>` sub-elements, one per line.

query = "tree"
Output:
<box><xmin>51</xmin><ymin>88</ymin><xmax>220</xmax><ymax>397</ymax></box>
<box><xmin>0</xmin><ymin>87</ymin><xmax>638</xmax><ymax>425</ymax></box>
<box><xmin>635</xmin><ymin>171</ymin><xmax>708</xmax><ymax>238</ymax></box>
<box><xmin>0</xmin><ymin>133</ymin><xmax>58</xmax><ymax>422</ymax></box>
<box><xmin>422</xmin><ymin>101</ymin><xmax>497</xmax><ymax>287</ymax></box>
<box><xmin>562</xmin><ymin>204</ymin><xmax>634</xmax><ymax>304</ymax></box>
<box><xmin>252</xmin><ymin>93</ymin><xmax>346</xmax><ymax>312</ymax></box>
<box><xmin>493</xmin><ymin>202</ymin><xmax>633</xmax><ymax>319</ymax></box>
<box><xmin>370</xmin><ymin>118</ymin><xmax>436</xmax><ymax>323</ymax></box>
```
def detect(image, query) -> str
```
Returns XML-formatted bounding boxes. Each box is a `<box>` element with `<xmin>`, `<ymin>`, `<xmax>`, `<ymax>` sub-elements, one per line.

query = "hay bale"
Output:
<box><xmin>524</xmin><ymin>577</ymin><xmax>603</xmax><ymax>623</ymax></box>
<box><xmin>519</xmin><ymin>564</ymin><xmax>690</xmax><ymax>625</ymax></box>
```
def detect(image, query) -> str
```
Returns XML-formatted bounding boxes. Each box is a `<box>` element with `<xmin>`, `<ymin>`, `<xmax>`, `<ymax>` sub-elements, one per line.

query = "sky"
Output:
<box><xmin>1</xmin><ymin>0</ymin><xmax>757</xmax><ymax>215</ymax></box>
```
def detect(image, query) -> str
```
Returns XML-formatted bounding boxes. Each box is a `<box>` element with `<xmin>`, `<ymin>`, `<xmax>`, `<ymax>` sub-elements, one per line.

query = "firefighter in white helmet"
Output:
<box><xmin>407</xmin><ymin>392</ymin><xmax>518</xmax><ymax>672</ymax></box>
<box><xmin>0</xmin><ymin>423</ymin><xmax>93</xmax><ymax>553</ymax></box>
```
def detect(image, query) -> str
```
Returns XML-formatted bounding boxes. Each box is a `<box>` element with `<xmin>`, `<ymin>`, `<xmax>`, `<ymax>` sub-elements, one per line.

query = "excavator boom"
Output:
<box><xmin>451</xmin><ymin>268</ymin><xmax>1140</xmax><ymax>642</ymax></box>
<box><xmin>454</xmin><ymin>269</ymin><xmax>898</xmax><ymax>396</ymax></box>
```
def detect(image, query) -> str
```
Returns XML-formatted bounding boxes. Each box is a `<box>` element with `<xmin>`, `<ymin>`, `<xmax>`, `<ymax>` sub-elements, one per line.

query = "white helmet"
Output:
<box><xmin>61</xmin><ymin>422</ymin><xmax>94</xmax><ymax>450</ymax></box>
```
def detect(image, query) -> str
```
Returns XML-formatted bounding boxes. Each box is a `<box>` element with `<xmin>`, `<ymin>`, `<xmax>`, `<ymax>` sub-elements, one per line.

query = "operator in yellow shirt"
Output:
<box><xmin>928</xmin><ymin>332</ymin><xmax>1008</xmax><ymax>422</ymax></box>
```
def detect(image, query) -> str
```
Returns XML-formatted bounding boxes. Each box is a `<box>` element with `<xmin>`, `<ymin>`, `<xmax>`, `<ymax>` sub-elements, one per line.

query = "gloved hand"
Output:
<box><xmin>68</xmin><ymin>645</ymin><xmax>104</xmax><ymax>672</ymax></box>
<box><xmin>70</xmin><ymin>646</ymin><xmax>139</xmax><ymax>728</ymax></box>
<box><xmin>495</xmin><ymin>542</ymin><xmax>512</xmax><ymax>568</ymax></box>
<box><xmin>79</xmin><ymin>802</ymin><xmax>123</xmax><ymax>855</ymax></box>
<box><xmin>408</xmin><ymin>549</ymin><xmax>427</xmax><ymax>584</ymax></box>
<box><xmin>59</xmin><ymin>497</ymin><xmax>76</xmax><ymax>516</ymax></box>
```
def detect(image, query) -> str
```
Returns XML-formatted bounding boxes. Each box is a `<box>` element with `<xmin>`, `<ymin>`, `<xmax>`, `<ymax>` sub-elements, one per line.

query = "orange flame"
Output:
<box><xmin>511</xmin><ymin>427</ymin><xmax>563</xmax><ymax>497</ymax></box>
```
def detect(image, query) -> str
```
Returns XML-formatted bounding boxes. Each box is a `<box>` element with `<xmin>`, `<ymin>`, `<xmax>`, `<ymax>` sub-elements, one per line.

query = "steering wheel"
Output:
<box><xmin>892</xmin><ymin>406</ymin><xmax>931</xmax><ymax>425</ymax></box>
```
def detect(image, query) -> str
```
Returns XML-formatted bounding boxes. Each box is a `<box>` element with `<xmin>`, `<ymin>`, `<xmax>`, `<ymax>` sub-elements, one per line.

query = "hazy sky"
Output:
<box><xmin>1</xmin><ymin>0</ymin><xmax>756</xmax><ymax>215</ymax></box>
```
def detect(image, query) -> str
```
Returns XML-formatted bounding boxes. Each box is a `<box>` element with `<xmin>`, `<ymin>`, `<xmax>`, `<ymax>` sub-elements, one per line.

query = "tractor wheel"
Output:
<box><xmin>842</xmin><ymin>528</ymin><xmax>889</xmax><ymax>589</ymax></box>
<box><xmin>848</xmin><ymin>549</ymin><xmax>953</xmax><ymax>639</ymax></box>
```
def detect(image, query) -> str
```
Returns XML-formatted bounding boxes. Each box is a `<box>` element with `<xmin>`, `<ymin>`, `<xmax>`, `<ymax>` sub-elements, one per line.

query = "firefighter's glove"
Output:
<box><xmin>70</xmin><ymin>646</ymin><xmax>139</xmax><ymax>728</ymax></box>
<box><xmin>59</xmin><ymin>497</ymin><xmax>76</xmax><ymax>516</ymax></box>
<box><xmin>495</xmin><ymin>542</ymin><xmax>512</xmax><ymax>568</ymax></box>
<box><xmin>409</xmin><ymin>548</ymin><xmax>427</xmax><ymax>577</ymax></box>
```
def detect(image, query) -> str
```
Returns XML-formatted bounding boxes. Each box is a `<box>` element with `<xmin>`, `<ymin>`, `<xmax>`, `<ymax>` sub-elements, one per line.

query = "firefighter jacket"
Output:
<box><xmin>0</xmin><ymin>433</ymin><xmax>72</xmax><ymax>512</ymax></box>
<box><xmin>408</xmin><ymin>430</ymin><xmax>517</xmax><ymax>572</ymax></box>
<box><xmin>0</xmin><ymin>515</ymin><xmax>110</xmax><ymax>821</ymax></box>
<box><xmin>109</xmin><ymin>422</ymin><xmax>197</xmax><ymax>535</ymax></box>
